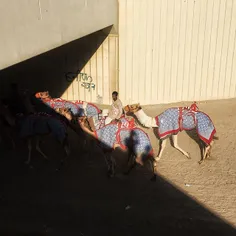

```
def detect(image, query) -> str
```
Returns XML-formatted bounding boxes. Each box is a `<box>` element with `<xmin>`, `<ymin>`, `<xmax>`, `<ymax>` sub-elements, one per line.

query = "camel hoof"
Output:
<box><xmin>153</xmin><ymin>161</ymin><xmax>158</xmax><ymax>167</ymax></box>
<box><xmin>198</xmin><ymin>160</ymin><xmax>203</xmax><ymax>165</ymax></box>
<box><xmin>185</xmin><ymin>152</ymin><xmax>191</xmax><ymax>159</ymax></box>
<box><xmin>136</xmin><ymin>161</ymin><xmax>144</xmax><ymax>166</ymax></box>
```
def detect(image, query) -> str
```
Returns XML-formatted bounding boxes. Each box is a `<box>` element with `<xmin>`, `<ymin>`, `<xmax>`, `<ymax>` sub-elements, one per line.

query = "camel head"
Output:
<box><xmin>56</xmin><ymin>107</ymin><xmax>73</xmax><ymax>121</ymax></box>
<box><xmin>35</xmin><ymin>91</ymin><xmax>51</xmax><ymax>99</ymax></box>
<box><xmin>124</xmin><ymin>103</ymin><xmax>141</xmax><ymax>113</ymax></box>
<box><xmin>77</xmin><ymin>116</ymin><xmax>91</xmax><ymax>132</ymax></box>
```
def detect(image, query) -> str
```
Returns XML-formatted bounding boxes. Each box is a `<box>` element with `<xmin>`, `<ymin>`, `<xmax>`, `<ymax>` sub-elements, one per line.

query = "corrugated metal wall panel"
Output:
<box><xmin>119</xmin><ymin>0</ymin><xmax>236</xmax><ymax>105</ymax></box>
<box><xmin>61</xmin><ymin>34</ymin><xmax>119</xmax><ymax>104</ymax></box>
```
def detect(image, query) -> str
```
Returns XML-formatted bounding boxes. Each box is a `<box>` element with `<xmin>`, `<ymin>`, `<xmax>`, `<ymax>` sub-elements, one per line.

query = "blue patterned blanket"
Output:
<box><xmin>17</xmin><ymin>112</ymin><xmax>67</xmax><ymax>143</ymax></box>
<box><xmin>95</xmin><ymin>123</ymin><xmax>153</xmax><ymax>158</ymax></box>
<box><xmin>91</xmin><ymin>115</ymin><xmax>135</xmax><ymax>131</ymax></box>
<box><xmin>155</xmin><ymin>106</ymin><xmax>216</xmax><ymax>144</ymax></box>
<box><xmin>37</xmin><ymin>98</ymin><xmax>101</xmax><ymax>117</ymax></box>
<box><xmin>74</xmin><ymin>100</ymin><xmax>101</xmax><ymax>117</ymax></box>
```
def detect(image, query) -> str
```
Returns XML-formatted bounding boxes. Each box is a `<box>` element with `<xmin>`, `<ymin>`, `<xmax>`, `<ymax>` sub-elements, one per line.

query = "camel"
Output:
<box><xmin>35</xmin><ymin>91</ymin><xmax>130</xmax><ymax>132</ymax></box>
<box><xmin>35</xmin><ymin>91</ymin><xmax>101</xmax><ymax>117</ymax></box>
<box><xmin>57</xmin><ymin>107</ymin><xmax>157</xmax><ymax>180</ymax></box>
<box><xmin>124</xmin><ymin>102</ymin><xmax>219</xmax><ymax>164</ymax></box>
<box><xmin>0</xmin><ymin>100</ymin><xmax>71</xmax><ymax>164</ymax></box>
<box><xmin>0</xmin><ymin>100</ymin><xmax>16</xmax><ymax>149</ymax></box>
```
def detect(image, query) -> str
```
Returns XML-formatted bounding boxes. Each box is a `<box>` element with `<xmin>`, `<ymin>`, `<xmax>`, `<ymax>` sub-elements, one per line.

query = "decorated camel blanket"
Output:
<box><xmin>74</xmin><ymin>100</ymin><xmax>101</xmax><ymax>117</ymax></box>
<box><xmin>155</xmin><ymin>104</ymin><xmax>216</xmax><ymax>144</ymax></box>
<box><xmin>16</xmin><ymin>112</ymin><xmax>68</xmax><ymax>143</ymax></box>
<box><xmin>91</xmin><ymin>115</ymin><xmax>130</xmax><ymax>131</ymax></box>
<box><xmin>36</xmin><ymin>97</ymin><xmax>101</xmax><ymax>117</ymax></box>
<box><xmin>94</xmin><ymin>122</ymin><xmax>153</xmax><ymax>157</ymax></box>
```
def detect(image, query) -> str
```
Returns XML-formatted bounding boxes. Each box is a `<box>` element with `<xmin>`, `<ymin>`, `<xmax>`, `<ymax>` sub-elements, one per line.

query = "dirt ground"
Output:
<box><xmin>0</xmin><ymin>98</ymin><xmax>236</xmax><ymax>236</ymax></box>
<box><xmin>143</xmin><ymin>99</ymin><xmax>236</xmax><ymax>225</ymax></box>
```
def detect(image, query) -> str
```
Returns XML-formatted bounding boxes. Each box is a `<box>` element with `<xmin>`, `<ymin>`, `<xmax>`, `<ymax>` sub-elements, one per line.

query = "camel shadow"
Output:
<box><xmin>185</xmin><ymin>129</ymin><xmax>205</xmax><ymax>160</ymax></box>
<box><xmin>102</xmin><ymin>127</ymin><xmax>156</xmax><ymax>180</ymax></box>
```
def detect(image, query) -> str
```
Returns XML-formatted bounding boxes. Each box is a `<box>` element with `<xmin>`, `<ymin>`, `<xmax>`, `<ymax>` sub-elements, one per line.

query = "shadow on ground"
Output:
<box><xmin>0</xmin><ymin>127</ymin><xmax>235</xmax><ymax>236</ymax></box>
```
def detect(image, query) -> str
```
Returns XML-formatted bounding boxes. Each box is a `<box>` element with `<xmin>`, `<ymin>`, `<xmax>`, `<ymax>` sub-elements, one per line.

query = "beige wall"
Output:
<box><xmin>0</xmin><ymin>27</ymin><xmax>113</xmax><ymax>100</ymax></box>
<box><xmin>0</xmin><ymin>0</ymin><xmax>118</xmax><ymax>70</ymax></box>
<box><xmin>61</xmin><ymin>34</ymin><xmax>119</xmax><ymax>105</ymax></box>
<box><xmin>119</xmin><ymin>0</ymin><xmax>236</xmax><ymax>105</ymax></box>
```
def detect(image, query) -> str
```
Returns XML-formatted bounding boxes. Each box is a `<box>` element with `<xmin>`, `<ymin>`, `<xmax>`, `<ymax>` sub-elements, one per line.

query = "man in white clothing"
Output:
<box><xmin>105</xmin><ymin>91</ymin><xmax>124</xmax><ymax>125</ymax></box>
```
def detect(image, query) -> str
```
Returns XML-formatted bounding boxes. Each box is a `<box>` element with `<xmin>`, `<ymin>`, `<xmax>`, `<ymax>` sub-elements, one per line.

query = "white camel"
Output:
<box><xmin>124</xmin><ymin>102</ymin><xmax>219</xmax><ymax>164</ymax></box>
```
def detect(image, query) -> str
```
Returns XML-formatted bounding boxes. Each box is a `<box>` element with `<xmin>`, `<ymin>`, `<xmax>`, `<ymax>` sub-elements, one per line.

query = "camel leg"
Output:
<box><xmin>172</xmin><ymin>134</ymin><xmax>190</xmax><ymax>159</ymax></box>
<box><xmin>155</xmin><ymin>139</ymin><xmax>167</xmax><ymax>161</ymax></box>
<box><xmin>110</xmin><ymin>154</ymin><xmax>116</xmax><ymax>177</ymax></box>
<box><xmin>63</xmin><ymin>136</ymin><xmax>71</xmax><ymax>157</ymax></box>
<box><xmin>64</xmin><ymin>144</ymin><xmax>70</xmax><ymax>157</ymax></box>
<box><xmin>135</xmin><ymin>154</ymin><xmax>144</xmax><ymax>166</ymax></box>
<box><xmin>104</xmin><ymin>152</ymin><xmax>110</xmax><ymax>167</ymax></box>
<box><xmin>126</xmin><ymin>150</ymin><xmax>135</xmax><ymax>165</ymax></box>
<box><xmin>6</xmin><ymin>130</ymin><xmax>15</xmax><ymax>149</ymax></box>
<box><xmin>199</xmin><ymin>140</ymin><xmax>213</xmax><ymax>164</ymax></box>
<box><xmin>150</xmin><ymin>157</ymin><xmax>157</xmax><ymax>181</ymax></box>
<box><xmin>25</xmin><ymin>138</ymin><xmax>32</xmax><ymax>164</ymax></box>
<box><xmin>104</xmin><ymin>152</ymin><xmax>116</xmax><ymax>177</ymax></box>
<box><xmin>36</xmin><ymin>136</ymin><xmax>48</xmax><ymax>159</ymax></box>
<box><xmin>206</xmin><ymin>140</ymin><xmax>214</xmax><ymax>159</ymax></box>
<box><xmin>123</xmin><ymin>152</ymin><xmax>136</xmax><ymax>175</ymax></box>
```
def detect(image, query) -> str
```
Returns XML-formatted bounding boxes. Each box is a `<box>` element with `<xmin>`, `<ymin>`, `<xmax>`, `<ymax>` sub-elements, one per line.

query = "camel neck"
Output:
<box><xmin>134</xmin><ymin>109</ymin><xmax>158</xmax><ymax>128</ymax></box>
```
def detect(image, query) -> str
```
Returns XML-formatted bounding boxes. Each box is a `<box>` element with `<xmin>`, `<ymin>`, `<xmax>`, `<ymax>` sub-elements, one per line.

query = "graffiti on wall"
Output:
<box><xmin>65</xmin><ymin>71</ymin><xmax>96</xmax><ymax>92</ymax></box>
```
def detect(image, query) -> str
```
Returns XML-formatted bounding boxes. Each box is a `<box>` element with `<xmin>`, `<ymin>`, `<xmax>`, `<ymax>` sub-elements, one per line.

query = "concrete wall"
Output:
<box><xmin>119</xmin><ymin>0</ymin><xmax>236</xmax><ymax>105</ymax></box>
<box><xmin>61</xmin><ymin>34</ymin><xmax>119</xmax><ymax>105</ymax></box>
<box><xmin>0</xmin><ymin>26</ymin><xmax>113</xmax><ymax>99</ymax></box>
<box><xmin>0</xmin><ymin>0</ymin><xmax>118</xmax><ymax>70</ymax></box>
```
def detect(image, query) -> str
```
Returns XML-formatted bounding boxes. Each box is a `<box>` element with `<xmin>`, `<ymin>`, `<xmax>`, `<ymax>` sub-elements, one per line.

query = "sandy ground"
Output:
<box><xmin>0</xmin><ymin>98</ymin><xmax>236</xmax><ymax>236</ymax></box>
<box><xmin>142</xmin><ymin>98</ymin><xmax>236</xmax><ymax>226</ymax></box>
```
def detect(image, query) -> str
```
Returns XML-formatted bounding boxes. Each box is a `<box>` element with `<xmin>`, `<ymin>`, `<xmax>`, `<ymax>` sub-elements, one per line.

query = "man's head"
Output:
<box><xmin>112</xmin><ymin>91</ymin><xmax>118</xmax><ymax>101</ymax></box>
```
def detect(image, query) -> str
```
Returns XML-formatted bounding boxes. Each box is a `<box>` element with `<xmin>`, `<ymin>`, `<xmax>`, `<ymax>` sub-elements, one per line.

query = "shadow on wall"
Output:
<box><xmin>0</xmin><ymin>25</ymin><xmax>113</xmax><ymax>99</ymax></box>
